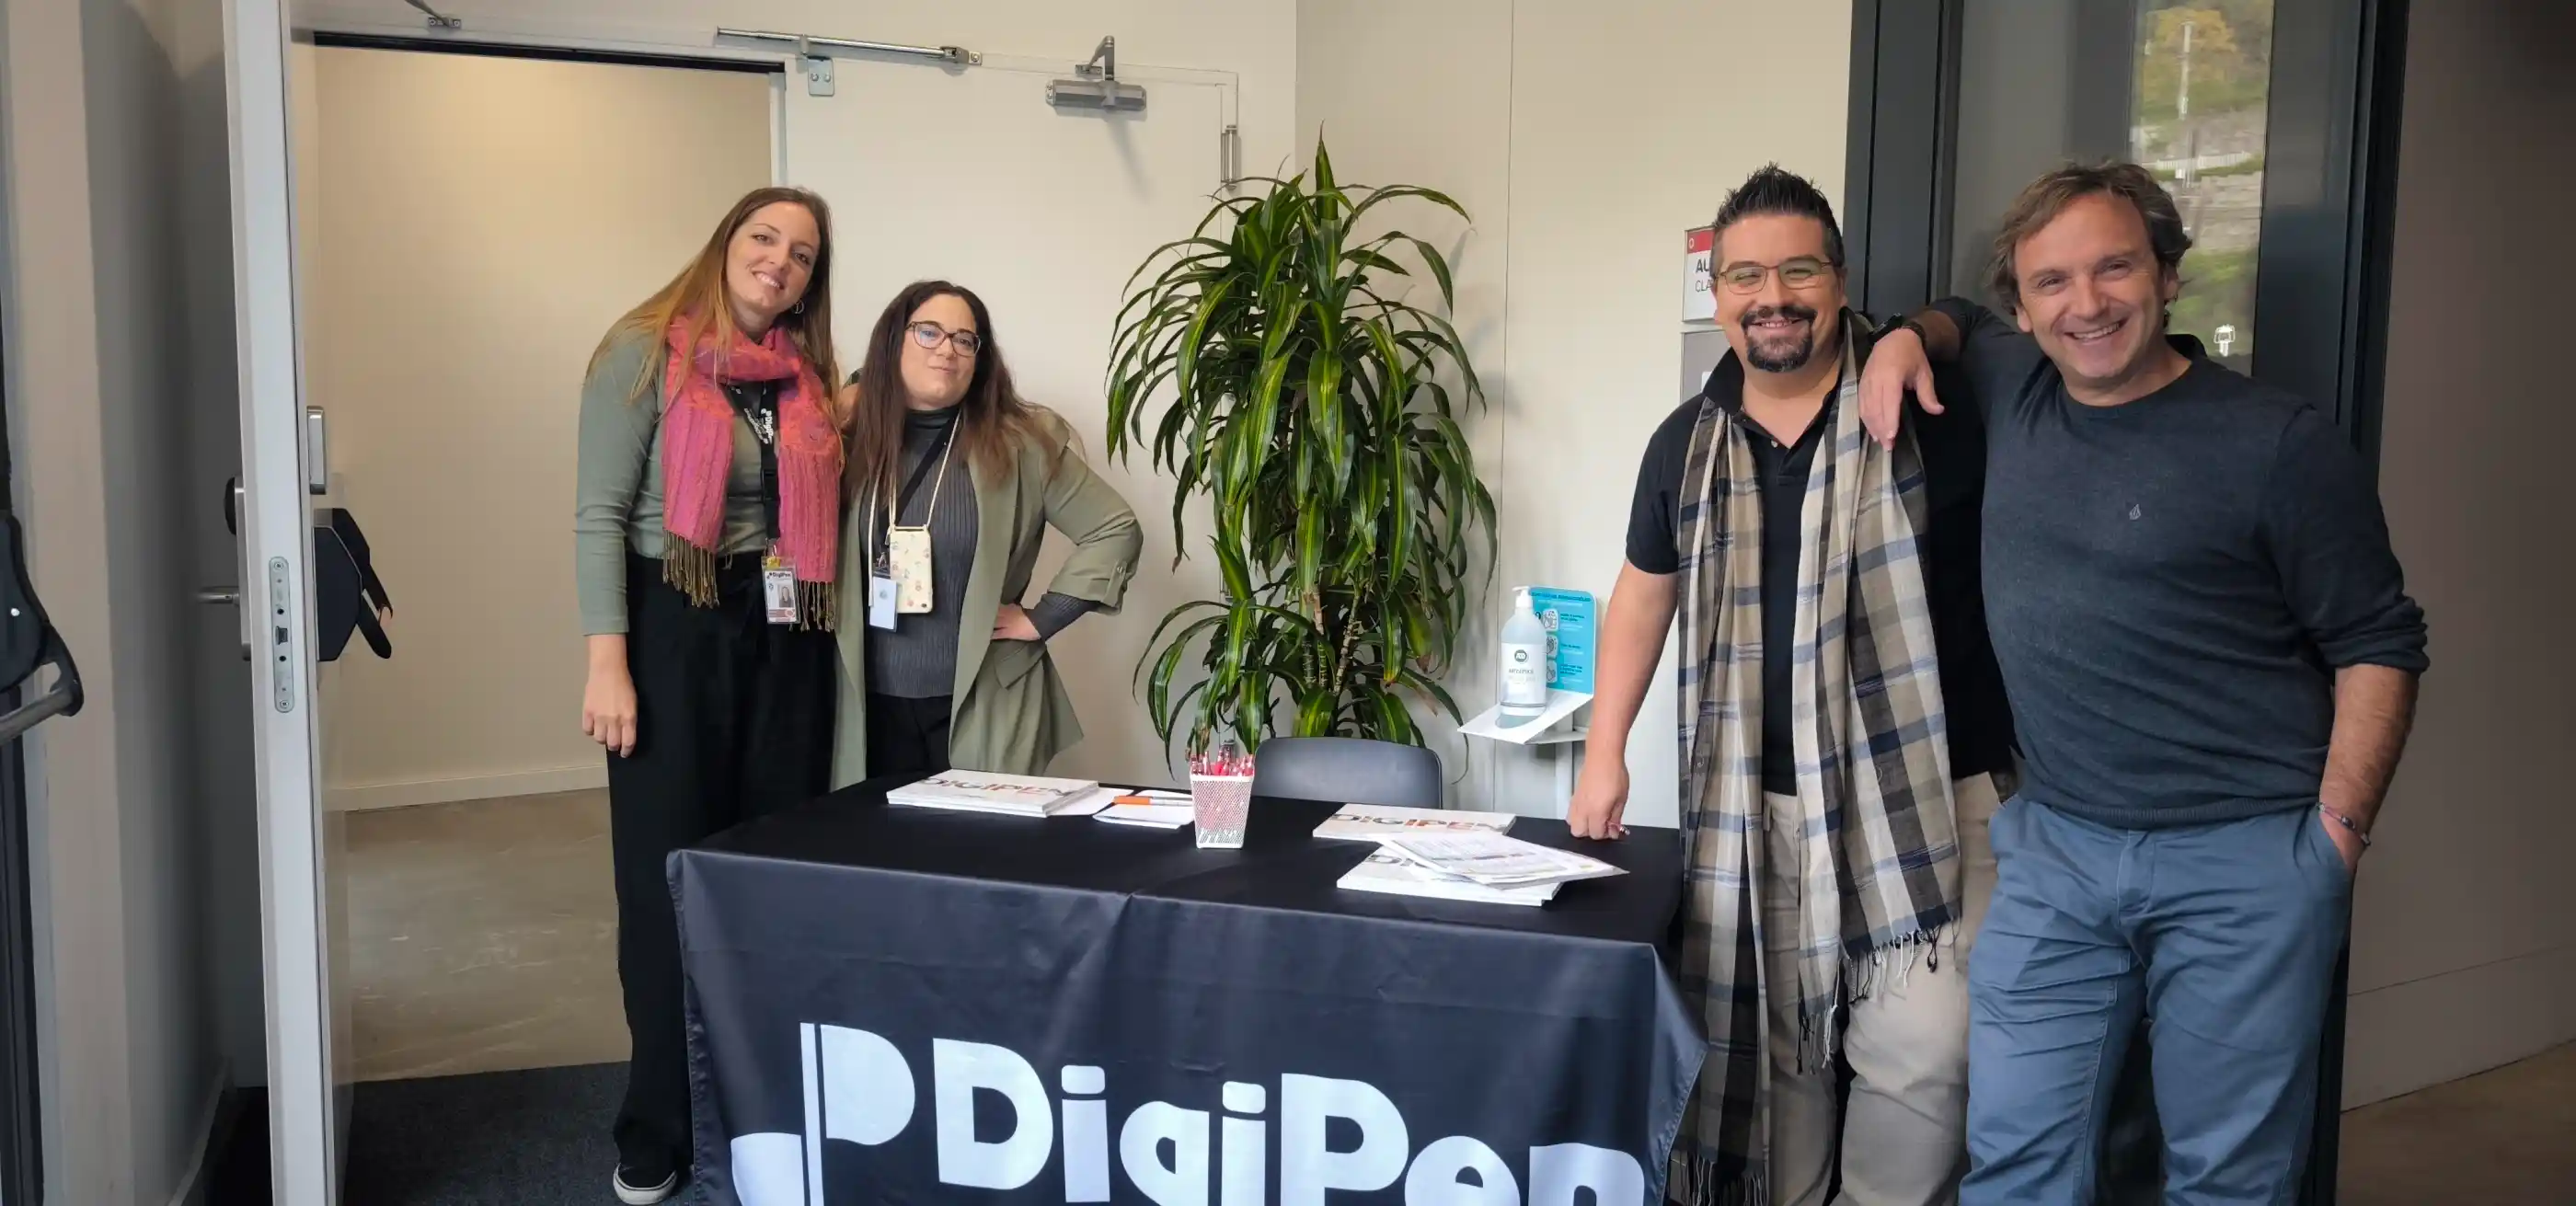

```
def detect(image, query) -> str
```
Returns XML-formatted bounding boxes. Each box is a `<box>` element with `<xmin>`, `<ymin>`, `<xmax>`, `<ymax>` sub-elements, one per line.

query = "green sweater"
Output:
<box><xmin>573</xmin><ymin>332</ymin><xmax>768</xmax><ymax>636</ymax></box>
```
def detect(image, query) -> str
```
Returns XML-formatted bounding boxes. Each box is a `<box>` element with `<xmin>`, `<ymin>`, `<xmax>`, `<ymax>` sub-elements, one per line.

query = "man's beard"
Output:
<box><xmin>1741</xmin><ymin>304</ymin><xmax>1821</xmax><ymax>373</ymax></box>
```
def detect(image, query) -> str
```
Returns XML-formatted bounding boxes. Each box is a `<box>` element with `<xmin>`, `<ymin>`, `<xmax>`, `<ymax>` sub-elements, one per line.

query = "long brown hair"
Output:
<box><xmin>588</xmin><ymin>186</ymin><xmax>845</xmax><ymax>420</ymax></box>
<box><xmin>846</xmin><ymin>281</ymin><xmax>1049</xmax><ymax>504</ymax></box>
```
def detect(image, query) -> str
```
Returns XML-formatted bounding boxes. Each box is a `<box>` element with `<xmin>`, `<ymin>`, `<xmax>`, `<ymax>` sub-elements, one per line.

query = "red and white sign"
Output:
<box><xmin>1682</xmin><ymin>226</ymin><xmax>1717</xmax><ymax>325</ymax></box>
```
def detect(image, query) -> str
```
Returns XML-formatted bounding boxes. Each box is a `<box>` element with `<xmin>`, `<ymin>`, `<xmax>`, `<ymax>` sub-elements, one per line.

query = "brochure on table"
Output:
<box><xmin>887</xmin><ymin>772</ymin><xmax>1117</xmax><ymax>818</ymax></box>
<box><xmin>1313</xmin><ymin>803</ymin><xmax>1514</xmax><ymax>842</ymax></box>
<box><xmin>1379</xmin><ymin>830</ymin><xmax>1627</xmax><ymax>890</ymax></box>
<box><xmin>1337</xmin><ymin>849</ymin><xmax>1558</xmax><ymax>907</ymax></box>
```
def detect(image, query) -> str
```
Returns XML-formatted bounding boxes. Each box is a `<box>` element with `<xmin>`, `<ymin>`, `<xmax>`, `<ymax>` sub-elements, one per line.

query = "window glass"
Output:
<box><xmin>2133</xmin><ymin>1</ymin><xmax>2275</xmax><ymax>366</ymax></box>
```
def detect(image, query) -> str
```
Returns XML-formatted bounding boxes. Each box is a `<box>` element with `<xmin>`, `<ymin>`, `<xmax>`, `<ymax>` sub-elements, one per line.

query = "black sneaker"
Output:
<box><xmin>613</xmin><ymin>1151</ymin><xmax>681</xmax><ymax>1205</ymax></box>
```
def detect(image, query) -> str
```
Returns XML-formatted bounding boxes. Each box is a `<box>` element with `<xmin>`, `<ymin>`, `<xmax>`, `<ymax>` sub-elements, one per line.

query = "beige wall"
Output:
<box><xmin>1294</xmin><ymin>0</ymin><xmax>1513</xmax><ymax>810</ymax></box>
<box><xmin>304</xmin><ymin>48</ymin><xmax>773</xmax><ymax>810</ymax></box>
<box><xmin>1297</xmin><ymin>0</ymin><xmax>1854</xmax><ymax>823</ymax></box>
<box><xmin>2341</xmin><ymin>0</ymin><xmax>2576</xmax><ymax>1107</ymax></box>
<box><xmin>3</xmin><ymin>0</ymin><xmax>225</xmax><ymax>1199</ymax></box>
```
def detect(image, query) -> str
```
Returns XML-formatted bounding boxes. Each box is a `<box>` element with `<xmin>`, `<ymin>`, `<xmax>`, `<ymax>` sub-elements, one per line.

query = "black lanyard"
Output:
<box><xmin>720</xmin><ymin>381</ymin><xmax>782</xmax><ymax>541</ymax></box>
<box><xmin>874</xmin><ymin>416</ymin><xmax>959</xmax><ymax>568</ymax></box>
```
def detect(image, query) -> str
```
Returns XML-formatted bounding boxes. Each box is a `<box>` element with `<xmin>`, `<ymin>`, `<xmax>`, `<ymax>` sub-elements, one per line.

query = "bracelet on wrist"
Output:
<box><xmin>2318</xmin><ymin>804</ymin><xmax>2373</xmax><ymax>848</ymax></box>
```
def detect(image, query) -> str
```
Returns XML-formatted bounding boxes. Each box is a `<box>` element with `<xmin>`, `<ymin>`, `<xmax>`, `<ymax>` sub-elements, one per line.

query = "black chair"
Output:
<box><xmin>1251</xmin><ymin>737</ymin><xmax>1443</xmax><ymax>810</ymax></box>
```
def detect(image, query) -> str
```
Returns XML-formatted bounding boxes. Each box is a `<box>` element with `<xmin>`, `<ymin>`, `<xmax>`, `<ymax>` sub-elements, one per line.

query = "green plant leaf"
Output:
<box><xmin>1109</xmin><ymin>138</ymin><xmax>1494</xmax><ymax>751</ymax></box>
<box><xmin>1348</xmin><ymin>184</ymin><xmax>1468</xmax><ymax>227</ymax></box>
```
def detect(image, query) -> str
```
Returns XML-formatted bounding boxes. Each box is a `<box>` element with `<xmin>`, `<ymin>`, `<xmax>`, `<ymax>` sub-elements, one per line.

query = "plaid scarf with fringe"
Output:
<box><xmin>1667</xmin><ymin>316</ymin><xmax>1961</xmax><ymax>1204</ymax></box>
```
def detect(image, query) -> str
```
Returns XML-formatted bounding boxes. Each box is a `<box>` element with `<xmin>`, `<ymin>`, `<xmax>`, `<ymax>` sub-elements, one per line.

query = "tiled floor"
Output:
<box><xmin>347</xmin><ymin>791</ymin><xmax>2573</xmax><ymax>1197</ymax></box>
<box><xmin>343</xmin><ymin>789</ymin><xmax>626</xmax><ymax>1082</ymax></box>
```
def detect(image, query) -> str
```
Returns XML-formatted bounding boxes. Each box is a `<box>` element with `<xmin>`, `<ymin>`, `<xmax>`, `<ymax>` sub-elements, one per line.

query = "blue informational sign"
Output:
<box><xmin>1526</xmin><ymin>587</ymin><xmax>1596</xmax><ymax>695</ymax></box>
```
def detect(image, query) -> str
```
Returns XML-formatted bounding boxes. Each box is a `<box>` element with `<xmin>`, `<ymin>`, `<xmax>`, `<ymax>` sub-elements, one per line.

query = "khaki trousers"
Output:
<box><xmin>1763</xmin><ymin>771</ymin><xmax>2007</xmax><ymax>1206</ymax></box>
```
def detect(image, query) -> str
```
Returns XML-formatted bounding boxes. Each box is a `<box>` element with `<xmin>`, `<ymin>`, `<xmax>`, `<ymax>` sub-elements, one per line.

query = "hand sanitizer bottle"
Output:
<box><xmin>1500</xmin><ymin>588</ymin><xmax>1549</xmax><ymax>718</ymax></box>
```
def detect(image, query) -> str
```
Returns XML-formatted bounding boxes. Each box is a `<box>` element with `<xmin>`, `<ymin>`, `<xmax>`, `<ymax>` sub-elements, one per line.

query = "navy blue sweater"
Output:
<box><xmin>1935</xmin><ymin>299</ymin><xmax>2428</xmax><ymax>829</ymax></box>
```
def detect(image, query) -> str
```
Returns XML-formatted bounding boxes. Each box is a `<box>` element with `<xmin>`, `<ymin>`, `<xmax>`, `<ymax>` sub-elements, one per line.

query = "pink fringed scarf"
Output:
<box><xmin>658</xmin><ymin>317</ymin><xmax>841</xmax><ymax>627</ymax></box>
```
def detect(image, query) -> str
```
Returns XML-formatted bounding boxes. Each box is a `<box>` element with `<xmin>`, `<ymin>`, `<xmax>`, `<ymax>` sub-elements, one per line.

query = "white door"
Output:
<box><xmin>222</xmin><ymin>0</ymin><xmax>345</xmax><ymax>1200</ymax></box>
<box><xmin>784</xmin><ymin>50</ymin><xmax>1236</xmax><ymax>785</ymax></box>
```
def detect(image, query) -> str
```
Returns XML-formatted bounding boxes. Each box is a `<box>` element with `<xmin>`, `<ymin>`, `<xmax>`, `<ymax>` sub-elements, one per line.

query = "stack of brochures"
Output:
<box><xmin>1337</xmin><ymin>830</ymin><xmax>1626</xmax><ymax>906</ymax></box>
<box><xmin>1310</xmin><ymin>803</ymin><xmax>1515</xmax><ymax>842</ymax></box>
<box><xmin>1338</xmin><ymin>850</ymin><xmax>1563</xmax><ymax>906</ymax></box>
<box><xmin>886</xmin><ymin>771</ymin><xmax>1108</xmax><ymax>818</ymax></box>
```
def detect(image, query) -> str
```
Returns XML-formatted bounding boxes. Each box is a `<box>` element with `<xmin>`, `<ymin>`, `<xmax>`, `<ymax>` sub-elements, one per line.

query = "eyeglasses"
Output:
<box><xmin>908</xmin><ymin>321</ymin><xmax>983</xmax><ymax>357</ymax></box>
<box><xmin>1718</xmin><ymin>257</ymin><xmax>1837</xmax><ymax>293</ymax></box>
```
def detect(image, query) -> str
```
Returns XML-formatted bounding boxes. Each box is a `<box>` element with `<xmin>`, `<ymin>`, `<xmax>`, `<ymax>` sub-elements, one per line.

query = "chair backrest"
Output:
<box><xmin>1251</xmin><ymin>737</ymin><xmax>1443</xmax><ymax>810</ymax></box>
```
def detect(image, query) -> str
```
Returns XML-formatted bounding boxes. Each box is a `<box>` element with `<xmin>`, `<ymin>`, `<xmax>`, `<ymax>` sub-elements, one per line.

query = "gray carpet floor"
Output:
<box><xmin>346</xmin><ymin>1062</ymin><xmax>704</xmax><ymax>1205</ymax></box>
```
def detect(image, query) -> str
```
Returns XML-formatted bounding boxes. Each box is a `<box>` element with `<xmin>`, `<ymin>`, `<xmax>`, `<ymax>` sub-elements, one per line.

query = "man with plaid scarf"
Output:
<box><xmin>1570</xmin><ymin>166</ymin><xmax>2018</xmax><ymax>1205</ymax></box>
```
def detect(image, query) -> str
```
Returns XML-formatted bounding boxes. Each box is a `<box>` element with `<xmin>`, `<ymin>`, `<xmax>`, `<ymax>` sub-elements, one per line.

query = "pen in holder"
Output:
<box><xmin>1188</xmin><ymin>736</ymin><xmax>1254</xmax><ymax>849</ymax></box>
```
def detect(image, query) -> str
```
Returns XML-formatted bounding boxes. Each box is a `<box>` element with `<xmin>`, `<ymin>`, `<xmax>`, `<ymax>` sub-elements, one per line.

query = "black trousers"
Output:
<box><xmin>606</xmin><ymin>556</ymin><xmax>833</xmax><ymax>1167</ymax></box>
<box><xmin>866</xmin><ymin>693</ymin><xmax>953</xmax><ymax>781</ymax></box>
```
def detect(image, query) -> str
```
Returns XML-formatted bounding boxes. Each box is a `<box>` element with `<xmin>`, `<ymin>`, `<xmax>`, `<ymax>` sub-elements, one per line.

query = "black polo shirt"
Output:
<box><xmin>1625</xmin><ymin>326</ymin><xmax>2013</xmax><ymax>795</ymax></box>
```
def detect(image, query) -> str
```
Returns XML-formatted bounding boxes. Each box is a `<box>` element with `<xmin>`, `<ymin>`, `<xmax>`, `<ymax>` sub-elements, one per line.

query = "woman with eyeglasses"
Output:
<box><xmin>572</xmin><ymin>187</ymin><xmax>844</xmax><ymax>1203</ymax></box>
<box><xmin>831</xmin><ymin>281</ymin><xmax>1142</xmax><ymax>782</ymax></box>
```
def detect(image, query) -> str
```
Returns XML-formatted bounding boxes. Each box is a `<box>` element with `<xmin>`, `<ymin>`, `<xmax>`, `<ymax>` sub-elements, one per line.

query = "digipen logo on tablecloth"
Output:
<box><xmin>730</xmin><ymin>1021</ymin><xmax>1651</xmax><ymax>1205</ymax></box>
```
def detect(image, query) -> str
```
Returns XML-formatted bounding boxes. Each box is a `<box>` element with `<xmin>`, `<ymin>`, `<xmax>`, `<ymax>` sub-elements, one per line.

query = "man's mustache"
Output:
<box><xmin>1742</xmin><ymin>304</ymin><xmax>1818</xmax><ymax>327</ymax></box>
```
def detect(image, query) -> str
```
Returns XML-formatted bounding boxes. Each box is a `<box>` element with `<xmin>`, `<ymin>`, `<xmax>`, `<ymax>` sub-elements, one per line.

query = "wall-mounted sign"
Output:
<box><xmin>1527</xmin><ymin>587</ymin><xmax>1595</xmax><ymax>695</ymax></box>
<box><xmin>1682</xmin><ymin>226</ymin><xmax>1717</xmax><ymax>325</ymax></box>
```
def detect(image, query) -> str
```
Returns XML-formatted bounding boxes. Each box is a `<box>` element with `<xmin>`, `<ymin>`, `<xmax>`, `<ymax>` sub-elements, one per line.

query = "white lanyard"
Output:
<box><xmin>865</xmin><ymin>425</ymin><xmax>958</xmax><ymax>571</ymax></box>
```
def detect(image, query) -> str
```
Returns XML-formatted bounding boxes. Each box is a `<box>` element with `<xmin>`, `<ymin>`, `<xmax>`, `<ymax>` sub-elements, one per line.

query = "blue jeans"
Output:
<box><xmin>1963</xmin><ymin>801</ymin><xmax>2350</xmax><ymax>1205</ymax></box>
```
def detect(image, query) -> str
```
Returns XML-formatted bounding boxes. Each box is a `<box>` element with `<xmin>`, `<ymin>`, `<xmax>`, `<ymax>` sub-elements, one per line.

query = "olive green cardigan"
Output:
<box><xmin>829</xmin><ymin>411</ymin><xmax>1142</xmax><ymax>787</ymax></box>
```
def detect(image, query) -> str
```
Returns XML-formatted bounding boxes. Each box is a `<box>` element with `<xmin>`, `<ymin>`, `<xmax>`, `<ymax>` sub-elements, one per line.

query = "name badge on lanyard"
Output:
<box><xmin>869</xmin><ymin>423</ymin><xmax>958</xmax><ymax>627</ymax></box>
<box><xmin>728</xmin><ymin>382</ymin><xmax>799</xmax><ymax>626</ymax></box>
<box><xmin>868</xmin><ymin>573</ymin><xmax>899</xmax><ymax>631</ymax></box>
<box><xmin>762</xmin><ymin>554</ymin><xmax>798</xmax><ymax>625</ymax></box>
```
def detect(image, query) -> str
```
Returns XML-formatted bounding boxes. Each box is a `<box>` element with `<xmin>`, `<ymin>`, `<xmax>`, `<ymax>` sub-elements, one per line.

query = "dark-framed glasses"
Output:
<box><xmin>908</xmin><ymin>321</ymin><xmax>983</xmax><ymax>356</ymax></box>
<box><xmin>1719</xmin><ymin>257</ymin><xmax>1836</xmax><ymax>293</ymax></box>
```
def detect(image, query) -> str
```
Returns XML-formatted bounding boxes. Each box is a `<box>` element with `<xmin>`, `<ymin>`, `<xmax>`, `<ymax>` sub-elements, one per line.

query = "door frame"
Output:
<box><xmin>234</xmin><ymin>8</ymin><xmax>802</xmax><ymax>1200</ymax></box>
<box><xmin>224</xmin><ymin>0</ymin><xmax>335</xmax><ymax>1199</ymax></box>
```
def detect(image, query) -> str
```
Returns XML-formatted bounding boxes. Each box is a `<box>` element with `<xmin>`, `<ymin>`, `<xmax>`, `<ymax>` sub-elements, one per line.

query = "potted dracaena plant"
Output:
<box><xmin>1106</xmin><ymin>140</ymin><xmax>1495</xmax><ymax>757</ymax></box>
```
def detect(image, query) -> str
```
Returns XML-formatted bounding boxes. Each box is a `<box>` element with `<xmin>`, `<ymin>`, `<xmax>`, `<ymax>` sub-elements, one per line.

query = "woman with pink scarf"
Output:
<box><xmin>571</xmin><ymin>186</ymin><xmax>845</xmax><ymax>1205</ymax></box>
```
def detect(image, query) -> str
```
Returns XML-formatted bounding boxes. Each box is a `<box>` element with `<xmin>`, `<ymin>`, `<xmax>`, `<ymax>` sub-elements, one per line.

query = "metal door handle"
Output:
<box><xmin>197</xmin><ymin>586</ymin><xmax>242</xmax><ymax>606</ymax></box>
<box><xmin>304</xmin><ymin>407</ymin><xmax>329</xmax><ymax>495</ymax></box>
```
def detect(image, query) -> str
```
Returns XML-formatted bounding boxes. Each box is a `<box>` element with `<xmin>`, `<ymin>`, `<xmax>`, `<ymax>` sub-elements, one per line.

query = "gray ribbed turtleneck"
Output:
<box><xmin>865</xmin><ymin>405</ymin><xmax>1091</xmax><ymax>699</ymax></box>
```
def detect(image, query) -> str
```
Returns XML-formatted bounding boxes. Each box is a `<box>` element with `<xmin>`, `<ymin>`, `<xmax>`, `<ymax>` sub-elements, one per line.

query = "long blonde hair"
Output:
<box><xmin>588</xmin><ymin>186</ymin><xmax>845</xmax><ymax>422</ymax></box>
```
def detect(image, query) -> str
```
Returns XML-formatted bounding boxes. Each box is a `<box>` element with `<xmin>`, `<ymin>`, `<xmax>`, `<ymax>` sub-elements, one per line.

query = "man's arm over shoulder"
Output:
<box><xmin>1924</xmin><ymin>296</ymin><xmax>2047</xmax><ymax>418</ymax></box>
<box><xmin>1859</xmin><ymin>299</ymin><xmax>2037</xmax><ymax>443</ymax></box>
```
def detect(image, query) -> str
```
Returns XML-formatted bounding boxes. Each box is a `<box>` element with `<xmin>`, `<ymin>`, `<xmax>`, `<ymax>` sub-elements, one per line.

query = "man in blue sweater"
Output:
<box><xmin>1859</xmin><ymin>162</ymin><xmax>2428</xmax><ymax>1203</ymax></box>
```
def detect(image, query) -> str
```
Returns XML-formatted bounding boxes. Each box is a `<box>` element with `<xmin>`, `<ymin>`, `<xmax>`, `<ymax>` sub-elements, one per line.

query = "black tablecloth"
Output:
<box><xmin>674</xmin><ymin>786</ymin><xmax>1705</xmax><ymax>1205</ymax></box>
